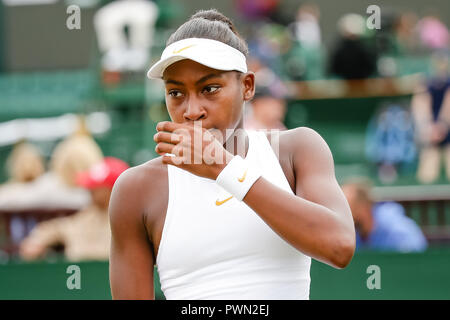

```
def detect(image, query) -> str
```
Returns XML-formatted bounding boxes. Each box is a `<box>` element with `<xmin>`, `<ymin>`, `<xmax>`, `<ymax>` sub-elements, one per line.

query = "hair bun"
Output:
<box><xmin>190</xmin><ymin>9</ymin><xmax>236</xmax><ymax>33</ymax></box>
<box><xmin>167</xmin><ymin>8</ymin><xmax>248</xmax><ymax>58</ymax></box>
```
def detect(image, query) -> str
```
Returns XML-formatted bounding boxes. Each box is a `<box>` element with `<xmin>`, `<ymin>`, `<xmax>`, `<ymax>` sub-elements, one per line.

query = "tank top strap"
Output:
<box><xmin>248</xmin><ymin>129</ymin><xmax>294</xmax><ymax>195</ymax></box>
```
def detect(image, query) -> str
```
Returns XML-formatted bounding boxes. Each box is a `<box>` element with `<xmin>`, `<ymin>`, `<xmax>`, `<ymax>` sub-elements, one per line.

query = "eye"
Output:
<box><xmin>202</xmin><ymin>85</ymin><xmax>220</xmax><ymax>94</ymax></box>
<box><xmin>168</xmin><ymin>90</ymin><xmax>183</xmax><ymax>98</ymax></box>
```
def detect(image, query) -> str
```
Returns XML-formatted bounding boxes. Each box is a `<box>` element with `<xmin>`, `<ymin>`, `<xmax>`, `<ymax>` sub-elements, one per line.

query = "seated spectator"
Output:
<box><xmin>329</xmin><ymin>13</ymin><xmax>377</xmax><ymax>79</ymax></box>
<box><xmin>19</xmin><ymin>157</ymin><xmax>129</xmax><ymax>262</ymax></box>
<box><xmin>245</xmin><ymin>59</ymin><xmax>288</xmax><ymax>130</ymax></box>
<box><xmin>342</xmin><ymin>178</ymin><xmax>428</xmax><ymax>252</ymax></box>
<box><xmin>0</xmin><ymin>132</ymin><xmax>104</xmax><ymax>210</ymax></box>
<box><xmin>5</xmin><ymin>141</ymin><xmax>45</xmax><ymax>184</ymax></box>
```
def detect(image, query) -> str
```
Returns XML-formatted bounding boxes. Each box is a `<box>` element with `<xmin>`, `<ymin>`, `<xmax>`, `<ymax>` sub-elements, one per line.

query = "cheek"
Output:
<box><xmin>224</xmin><ymin>95</ymin><xmax>244</xmax><ymax>125</ymax></box>
<box><xmin>165</xmin><ymin>100</ymin><xmax>183</xmax><ymax>122</ymax></box>
<box><xmin>209</xmin><ymin>89</ymin><xmax>243</xmax><ymax>123</ymax></box>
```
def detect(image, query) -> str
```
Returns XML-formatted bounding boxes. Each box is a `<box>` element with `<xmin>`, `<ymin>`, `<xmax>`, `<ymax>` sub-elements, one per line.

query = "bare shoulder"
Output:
<box><xmin>281</xmin><ymin>127</ymin><xmax>335</xmax><ymax>176</ymax></box>
<box><xmin>264</xmin><ymin>127</ymin><xmax>331</xmax><ymax>159</ymax></box>
<box><xmin>109</xmin><ymin>156</ymin><xmax>168</xmax><ymax>221</ymax></box>
<box><xmin>283</xmin><ymin>127</ymin><xmax>329</xmax><ymax>149</ymax></box>
<box><xmin>114</xmin><ymin>156</ymin><xmax>167</xmax><ymax>191</ymax></box>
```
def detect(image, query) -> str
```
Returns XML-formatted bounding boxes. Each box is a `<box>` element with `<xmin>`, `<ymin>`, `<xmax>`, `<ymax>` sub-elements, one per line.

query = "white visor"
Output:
<box><xmin>146</xmin><ymin>38</ymin><xmax>248</xmax><ymax>79</ymax></box>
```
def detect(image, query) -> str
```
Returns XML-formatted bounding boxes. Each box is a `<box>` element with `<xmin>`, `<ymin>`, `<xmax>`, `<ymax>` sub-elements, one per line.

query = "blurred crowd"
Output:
<box><xmin>1</xmin><ymin>0</ymin><xmax>449</xmax><ymax>262</ymax></box>
<box><xmin>236</xmin><ymin>1</ymin><xmax>450</xmax><ymax>185</ymax></box>
<box><xmin>0</xmin><ymin>119</ymin><xmax>129</xmax><ymax>262</ymax></box>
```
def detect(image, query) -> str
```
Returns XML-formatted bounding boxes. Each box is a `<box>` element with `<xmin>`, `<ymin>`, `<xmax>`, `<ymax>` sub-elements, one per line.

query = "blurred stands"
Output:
<box><xmin>0</xmin><ymin>70</ymin><xmax>98</xmax><ymax>120</ymax></box>
<box><xmin>0</xmin><ymin>0</ymin><xmax>450</xmax><ymax>262</ymax></box>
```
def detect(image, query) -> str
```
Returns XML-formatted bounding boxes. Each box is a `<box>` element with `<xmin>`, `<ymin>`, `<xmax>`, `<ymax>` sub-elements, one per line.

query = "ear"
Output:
<box><xmin>241</xmin><ymin>72</ymin><xmax>255</xmax><ymax>102</ymax></box>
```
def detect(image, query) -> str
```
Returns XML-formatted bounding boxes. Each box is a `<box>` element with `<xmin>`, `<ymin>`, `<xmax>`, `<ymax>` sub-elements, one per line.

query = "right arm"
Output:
<box><xmin>109</xmin><ymin>168</ymin><xmax>155</xmax><ymax>299</ymax></box>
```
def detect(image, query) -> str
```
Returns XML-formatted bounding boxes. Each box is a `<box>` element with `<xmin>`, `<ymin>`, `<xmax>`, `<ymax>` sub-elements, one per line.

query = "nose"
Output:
<box><xmin>183</xmin><ymin>99</ymin><xmax>207</xmax><ymax>122</ymax></box>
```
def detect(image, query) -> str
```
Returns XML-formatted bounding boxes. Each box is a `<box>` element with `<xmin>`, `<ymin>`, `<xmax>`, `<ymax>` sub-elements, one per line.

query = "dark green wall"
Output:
<box><xmin>0</xmin><ymin>2</ymin><xmax>4</xmax><ymax>72</ymax></box>
<box><xmin>3</xmin><ymin>2</ymin><xmax>97</xmax><ymax>71</ymax></box>
<box><xmin>1</xmin><ymin>249</ymin><xmax>449</xmax><ymax>299</ymax></box>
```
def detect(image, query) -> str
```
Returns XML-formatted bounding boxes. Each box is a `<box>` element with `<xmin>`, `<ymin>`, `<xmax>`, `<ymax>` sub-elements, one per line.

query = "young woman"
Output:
<box><xmin>109</xmin><ymin>9</ymin><xmax>355</xmax><ymax>300</ymax></box>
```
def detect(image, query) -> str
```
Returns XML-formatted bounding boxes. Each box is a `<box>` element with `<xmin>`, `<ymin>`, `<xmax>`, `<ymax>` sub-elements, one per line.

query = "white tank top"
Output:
<box><xmin>156</xmin><ymin>129</ymin><xmax>311</xmax><ymax>299</ymax></box>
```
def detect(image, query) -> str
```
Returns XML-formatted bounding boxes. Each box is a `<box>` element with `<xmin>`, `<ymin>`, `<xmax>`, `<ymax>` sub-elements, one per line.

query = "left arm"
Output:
<box><xmin>243</xmin><ymin>128</ymin><xmax>355</xmax><ymax>268</ymax></box>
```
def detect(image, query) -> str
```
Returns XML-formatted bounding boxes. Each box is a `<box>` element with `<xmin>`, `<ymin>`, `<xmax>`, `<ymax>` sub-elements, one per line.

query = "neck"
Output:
<box><xmin>223</xmin><ymin>117</ymin><xmax>249</xmax><ymax>159</ymax></box>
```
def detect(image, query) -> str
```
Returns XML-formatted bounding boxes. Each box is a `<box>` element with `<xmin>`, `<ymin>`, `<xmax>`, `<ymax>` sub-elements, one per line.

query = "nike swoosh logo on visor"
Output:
<box><xmin>173</xmin><ymin>45</ymin><xmax>196</xmax><ymax>54</ymax></box>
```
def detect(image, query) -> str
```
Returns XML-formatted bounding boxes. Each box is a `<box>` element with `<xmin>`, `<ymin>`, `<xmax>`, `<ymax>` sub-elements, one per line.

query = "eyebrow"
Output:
<box><xmin>164</xmin><ymin>72</ymin><xmax>225</xmax><ymax>86</ymax></box>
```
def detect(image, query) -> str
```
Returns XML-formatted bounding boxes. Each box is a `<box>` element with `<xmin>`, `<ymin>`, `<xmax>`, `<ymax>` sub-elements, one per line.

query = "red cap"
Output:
<box><xmin>76</xmin><ymin>157</ymin><xmax>129</xmax><ymax>189</ymax></box>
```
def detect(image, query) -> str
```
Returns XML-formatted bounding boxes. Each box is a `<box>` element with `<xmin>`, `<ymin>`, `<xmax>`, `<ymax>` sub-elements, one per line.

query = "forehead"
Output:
<box><xmin>162</xmin><ymin>59</ymin><xmax>232</xmax><ymax>82</ymax></box>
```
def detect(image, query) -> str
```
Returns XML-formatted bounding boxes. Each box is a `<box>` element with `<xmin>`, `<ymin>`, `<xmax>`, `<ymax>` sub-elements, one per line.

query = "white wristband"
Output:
<box><xmin>215</xmin><ymin>156</ymin><xmax>262</xmax><ymax>201</ymax></box>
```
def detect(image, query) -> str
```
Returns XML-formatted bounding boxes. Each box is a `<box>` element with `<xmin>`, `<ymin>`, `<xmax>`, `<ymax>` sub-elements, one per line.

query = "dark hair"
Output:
<box><xmin>166</xmin><ymin>9</ymin><xmax>249</xmax><ymax>58</ymax></box>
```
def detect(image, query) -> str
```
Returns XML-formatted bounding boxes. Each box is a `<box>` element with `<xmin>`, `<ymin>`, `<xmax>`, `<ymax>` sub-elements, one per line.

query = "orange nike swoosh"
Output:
<box><xmin>173</xmin><ymin>45</ymin><xmax>196</xmax><ymax>54</ymax></box>
<box><xmin>215</xmin><ymin>195</ymin><xmax>233</xmax><ymax>206</ymax></box>
<box><xmin>238</xmin><ymin>169</ymin><xmax>248</xmax><ymax>182</ymax></box>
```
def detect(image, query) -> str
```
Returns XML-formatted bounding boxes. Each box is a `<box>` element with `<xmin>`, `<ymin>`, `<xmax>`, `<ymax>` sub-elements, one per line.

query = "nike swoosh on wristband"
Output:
<box><xmin>215</xmin><ymin>195</ymin><xmax>233</xmax><ymax>206</ymax></box>
<box><xmin>238</xmin><ymin>169</ymin><xmax>248</xmax><ymax>182</ymax></box>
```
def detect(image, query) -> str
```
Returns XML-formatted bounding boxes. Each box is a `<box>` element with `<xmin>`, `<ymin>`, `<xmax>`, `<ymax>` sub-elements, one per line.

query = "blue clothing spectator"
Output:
<box><xmin>365</xmin><ymin>104</ymin><xmax>417</xmax><ymax>183</ymax></box>
<box><xmin>342</xmin><ymin>180</ymin><xmax>428</xmax><ymax>253</ymax></box>
<box><xmin>355</xmin><ymin>202</ymin><xmax>428</xmax><ymax>252</ymax></box>
<box><xmin>366</xmin><ymin>105</ymin><xmax>417</xmax><ymax>166</ymax></box>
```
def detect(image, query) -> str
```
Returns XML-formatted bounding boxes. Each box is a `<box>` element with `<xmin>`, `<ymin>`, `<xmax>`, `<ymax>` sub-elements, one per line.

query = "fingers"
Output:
<box><xmin>161</xmin><ymin>154</ymin><xmax>184</xmax><ymax>166</ymax></box>
<box><xmin>154</xmin><ymin>131</ymin><xmax>184</xmax><ymax>158</ymax></box>
<box><xmin>153</xmin><ymin>131</ymin><xmax>182</xmax><ymax>144</ymax></box>
<box><xmin>154</xmin><ymin>142</ymin><xmax>177</xmax><ymax>155</ymax></box>
<box><xmin>156</xmin><ymin>121</ymin><xmax>186</xmax><ymax>133</ymax></box>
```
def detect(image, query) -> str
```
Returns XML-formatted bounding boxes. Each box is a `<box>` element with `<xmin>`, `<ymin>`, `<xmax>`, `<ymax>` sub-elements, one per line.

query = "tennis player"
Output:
<box><xmin>109</xmin><ymin>9</ymin><xmax>355</xmax><ymax>300</ymax></box>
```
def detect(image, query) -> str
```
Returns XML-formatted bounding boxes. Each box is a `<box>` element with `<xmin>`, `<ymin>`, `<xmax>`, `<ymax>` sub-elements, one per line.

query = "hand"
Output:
<box><xmin>430</xmin><ymin>122</ymin><xmax>448</xmax><ymax>144</ymax></box>
<box><xmin>153</xmin><ymin>121</ymin><xmax>234</xmax><ymax>180</ymax></box>
<box><xmin>19</xmin><ymin>239</ymin><xmax>45</xmax><ymax>261</ymax></box>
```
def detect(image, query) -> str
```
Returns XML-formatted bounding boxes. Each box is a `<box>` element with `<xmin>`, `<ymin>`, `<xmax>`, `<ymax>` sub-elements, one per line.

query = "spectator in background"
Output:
<box><xmin>393</xmin><ymin>11</ymin><xmax>420</xmax><ymax>55</ymax></box>
<box><xmin>0</xmin><ymin>131</ymin><xmax>104</xmax><ymax>210</ymax></box>
<box><xmin>94</xmin><ymin>0</ymin><xmax>159</xmax><ymax>74</ymax></box>
<box><xmin>235</xmin><ymin>0</ymin><xmax>280</xmax><ymax>21</ymax></box>
<box><xmin>50</xmin><ymin>132</ymin><xmax>104</xmax><ymax>188</ymax></box>
<box><xmin>417</xmin><ymin>13</ymin><xmax>449</xmax><ymax>51</ymax></box>
<box><xmin>5</xmin><ymin>141</ymin><xmax>44</xmax><ymax>184</ymax></box>
<box><xmin>285</xmin><ymin>3</ymin><xmax>325</xmax><ymax>80</ymax></box>
<box><xmin>0</xmin><ymin>128</ymin><xmax>104</xmax><ymax>246</ymax></box>
<box><xmin>412</xmin><ymin>51</ymin><xmax>450</xmax><ymax>183</ymax></box>
<box><xmin>19</xmin><ymin>157</ymin><xmax>129</xmax><ymax>262</ymax></box>
<box><xmin>365</xmin><ymin>103</ymin><xmax>417</xmax><ymax>183</ymax></box>
<box><xmin>290</xmin><ymin>3</ymin><xmax>321</xmax><ymax>50</ymax></box>
<box><xmin>329</xmin><ymin>13</ymin><xmax>377</xmax><ymax>79</ymax></box>
<box><xmin>342</xmin><ymin>178</ymin><xmax>428</xmax><ymax>252</ymax></box>
<box><xmin>245</xmin><ymin>92</ymin><xmax>287</xmax><ymax>131</ymax></box>
<box><xmin>247</xmin><ymin>23</ymin><xmax>292</xmax><ymax>77</ymax></box>
<box><xmin>245</xmin><ymin>58</ymin><xmax>288</xmax><ymax>130</ymax></box>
